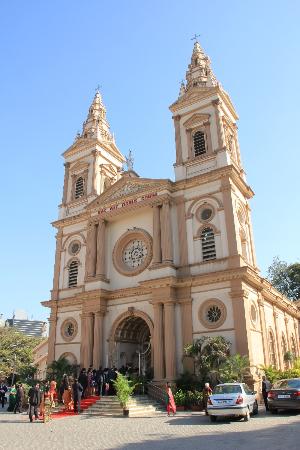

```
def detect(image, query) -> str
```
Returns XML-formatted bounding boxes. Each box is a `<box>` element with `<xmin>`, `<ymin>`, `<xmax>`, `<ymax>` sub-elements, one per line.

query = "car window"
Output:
<box><xmin>242</xmin><ymin>384</ymin><xmax>253</xmax><ymax>395</ymax></box>
<box><xmin>287</xmin><ymin>379</ymin><xmax>300</xmax><ymax>389</ymax></box>
<box><xmin>273</xmin><ymin>380</ymin><xmax>289</xmax><ymax>389</ymax></box>
<box><xmin>213</xmin><ymin>385</ymin><xmax>242</xmax><ymax>394</ymax></box>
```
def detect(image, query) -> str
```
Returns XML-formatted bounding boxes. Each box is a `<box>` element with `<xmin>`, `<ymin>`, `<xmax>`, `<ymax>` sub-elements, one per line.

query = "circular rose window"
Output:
<box><xmin>68</xmin><ymin>240</ymin><xmax>81</xmax><ymax>256</ymax></box>
<box><xmin>113</xmin><ymin>229</ymin><xmax>153</xmax><ymax>276</ymax></box>
<box><xmin>196</xmin><ymin>204</ymin><xmax>215</xmax><ymax>223</ymax></box>
<box><xmin>199</xmin><ymin>299</ymin><xmax>227</xmax><ymax>329</ymax></box>
<box><xmin>61</xmin><ymin>318</ymin><xmax>78</xmax><ymax>342</ymax></box>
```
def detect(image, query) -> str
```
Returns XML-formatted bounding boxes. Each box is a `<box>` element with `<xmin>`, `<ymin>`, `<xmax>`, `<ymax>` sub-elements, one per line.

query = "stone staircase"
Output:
<box><xmin>82</xmin><ymin>395</ymin><xmax>165</xmax><ymax>417</ymax></box>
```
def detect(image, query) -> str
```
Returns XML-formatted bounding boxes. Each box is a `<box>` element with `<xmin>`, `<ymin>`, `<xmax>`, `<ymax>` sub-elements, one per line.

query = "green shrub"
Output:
<box><xmin>174</xmin><ymin>389</ymin><xmax>186</xmax><ymax>406</ymax></box>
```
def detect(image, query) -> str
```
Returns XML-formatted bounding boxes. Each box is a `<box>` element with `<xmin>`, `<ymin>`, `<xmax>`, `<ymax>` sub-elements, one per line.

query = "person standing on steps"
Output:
<box><xmin>0</xmin><ymin>381</ymin><xmax>7</xmax><ymax>408</ymax></box>
<box><xmin>72</xmin><ymin>378</ymin><xmax>83</xmax><ymax>413</ymax></box>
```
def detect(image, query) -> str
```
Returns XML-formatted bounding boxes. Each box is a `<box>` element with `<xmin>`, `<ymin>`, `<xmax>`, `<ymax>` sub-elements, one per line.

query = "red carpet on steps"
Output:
<box><xmin>51</xmin><ymin>396</ymin><xmax>100</xmax><ymax>419</ymax></box>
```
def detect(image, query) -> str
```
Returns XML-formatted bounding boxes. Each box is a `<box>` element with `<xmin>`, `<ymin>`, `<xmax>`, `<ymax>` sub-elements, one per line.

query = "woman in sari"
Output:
<box><xmin>166</xmin><ymin>382</ymin><xmax>176</xmax><ymax>416</ymax></box>
<box><xmin>49</xmin><ymin>380</ymin><xmax>57</xmax><ymax>407</ymax></box>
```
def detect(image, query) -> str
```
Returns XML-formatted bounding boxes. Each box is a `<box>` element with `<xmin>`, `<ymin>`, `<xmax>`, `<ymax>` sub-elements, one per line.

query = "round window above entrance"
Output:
<box><xmin>113</xmin><ymin>229</ymin><xmax>153</xmax><ymax>276</ymax></box>
<box><xmin>199</xmin><ymin>299</ymin><xmax>227</xmax><ymax>329</ymax></box>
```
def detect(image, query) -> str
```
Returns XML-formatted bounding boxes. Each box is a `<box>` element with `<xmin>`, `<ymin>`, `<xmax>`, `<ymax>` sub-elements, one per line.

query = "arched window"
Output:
<box><xmin>193</xmin><ymin>130</ymin><xmax>206</xmax><ymax>157</ymax></box>
<box><xmin>75</xmin><ymin>177</ymin><xmax>84</xmax><ymax>199</ymax></box>
<box><xmin>68</xmin><ymin>261</ymin><xmax>79</xmax><ymax>287</ymax></box>
<box><xmin>269</xmin><ymin>331</ymin><xmax>276</xmax><ymax>367</ymax></box>
<box><xmin>201</xmin><ymin>227</ymin><xmax>216</xmax><ymax>261</ymax></box>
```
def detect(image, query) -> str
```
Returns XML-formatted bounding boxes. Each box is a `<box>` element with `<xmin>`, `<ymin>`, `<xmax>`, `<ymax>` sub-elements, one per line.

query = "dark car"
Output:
<box><xmin>268</xmin><ymin>378</ymin><xmax>300</xmax><ymax>413</ymax></box>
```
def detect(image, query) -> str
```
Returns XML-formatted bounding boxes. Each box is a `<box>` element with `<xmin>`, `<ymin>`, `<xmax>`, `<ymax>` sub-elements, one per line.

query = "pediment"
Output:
<box><xmin>183</xmin><ymin>113</ymin><xmax>210</xmax><ymax>128</ymax></box>
<box><xmin>87</xmin><ymin>176</ymin><xmax>171</xmax><ymax>210</ymax></box>
<box><xmin>70</xmin><ymin>160</ymin><xmax>89</xmax><ymax>172</ymax></box>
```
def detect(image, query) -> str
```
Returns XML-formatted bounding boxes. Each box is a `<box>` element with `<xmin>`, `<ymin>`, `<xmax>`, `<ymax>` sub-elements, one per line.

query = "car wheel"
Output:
<box><xmin>244</xmin><ymin>409</ymin><xmax>250</xmax><ymax>421</ymax></box>
<box><xmin>210</xmin><ymin>415</ymin><xmax>217</xmax><ymax>422</ymax></box>
<box><xmin>252</xmin><ymin>400</ymin><xmax>259</xmax><ymax>415</ymax></box>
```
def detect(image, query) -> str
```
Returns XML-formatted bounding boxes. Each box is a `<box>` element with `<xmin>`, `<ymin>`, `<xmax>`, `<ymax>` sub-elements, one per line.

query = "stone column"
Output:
<box><xmin>212</xmin><ymin>99</ymin><xmax>226</xmax><ymax>149</ymax></box>
<box><xmin>257</xmin><ymin>298</ymin><xmax>269</xmax><ymax>366</ymax></box>
<box><xmin>51</xmin><ymin>229</ymin><xmax>63</xmax><ymax>300</ymax></box>
<box><xmin>153</xmin><ymin>303</ymin><xmax>164</xmax><ymax>380</ymax></box>
<box><xmin>152</xmin><ymin>205</ymin><xmax>162</xmax><ymax>264</ymax></box>
<box><xmin>93</xmin><ymin>311</ymin><xmax>104</xmax><ymax>369</ymax></box>
<box><xmin>173</xmin><ymin>115</ymin><xmax>183</xmax><ymax>164</ymax></box>
<box><xmin>160</xmin><ymin>200</ymin><xmax>173</xmax><ymax>264</ymax></box>
<box><xmin>273</xmin><ymin>307</ymin><xmax>283</xmax><ymax>370</ymax></box>
<box><xmin>96</xmin><ymin>219</ymin><xmax>106</xmax><ymax>278</ymax></box>
<box><xmin>47</xmin><ymin>308</ymin><xmax>57</xmax><ymax>365</ymax></box>
<box><xmin>164</xmin><ymin>302</ymin><xmax>176</xmax><ymax>380</ymax></box>
<box><xmin>82</xmin><ymin>312</ymin><xmax>94</xmax><ymax>369</ymax></box>
<box><xmin>62</xmin><ymin>162</ymin><xmax>70</xmax><ymax>205</ymax></box>
<box><xmin>86</xmin><ymin>221</ymin><xmax>98</xmax><ymax>278</ymax></box>
<box><xmin>179</xmin><ymin>300</ymin><xmax>194</xmax><ymax>372</ymax></box>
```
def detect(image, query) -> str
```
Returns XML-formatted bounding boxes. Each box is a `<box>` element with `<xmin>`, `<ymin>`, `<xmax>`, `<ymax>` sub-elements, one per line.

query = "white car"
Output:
<box><xmin>207</xmin><ymin>383</ymin><xmax>258</xmax><ymax>422</ymax></box>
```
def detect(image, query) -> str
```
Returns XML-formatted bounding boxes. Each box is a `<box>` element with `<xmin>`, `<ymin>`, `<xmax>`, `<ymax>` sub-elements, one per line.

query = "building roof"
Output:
<box><xmin>5</xmin><ymin>319</ymin><xmax>47</xmax><ymax>337</ymax></box>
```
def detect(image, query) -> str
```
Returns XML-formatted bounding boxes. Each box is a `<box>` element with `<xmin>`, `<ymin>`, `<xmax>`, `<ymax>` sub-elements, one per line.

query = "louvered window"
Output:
<box><xmin>201</xmin><ymin>227</ymin><xmax>216</xmax><ymax>261</ymax></box>
<box><xmin>68</xmin><ymin>261</ymin><xmax>79</xmax><ymax>287</ymax></box>
<box><xmin>193</xmin><ymin>130</ymin><xmax>206</xmax><ymax>156</ymax></box>
<box><xmin>75</xmin><ymin>177</ymin><xmax>84</xmax><ymax>199</ymax></box>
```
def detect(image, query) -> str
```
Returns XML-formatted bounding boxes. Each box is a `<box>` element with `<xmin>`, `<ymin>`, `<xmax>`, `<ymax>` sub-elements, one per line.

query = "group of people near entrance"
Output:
<box><xmin>1</xmin><ymin>374</ymin><xmax>274</xmax><ymax>422</ymax></box>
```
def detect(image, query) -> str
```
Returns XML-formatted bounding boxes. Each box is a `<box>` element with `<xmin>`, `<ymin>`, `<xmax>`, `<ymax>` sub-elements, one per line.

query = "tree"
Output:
<box><xmin>0</xmin><ymin>327</ymin><xmax>42</xmax><ymax>383</ymax></box>
<box><xmin>185</xmin><ymin>336</ymin><xmax>231</xmax><ymax>385</ymax></box>
<box><xmin>267</xmin><ymin>257</ymin><xmax>300</xmax><ymax>301</ymax></box>
<box><xmin>219</xmin><ymin>354</ymin><xmax>250</xmax><ymax>382</ymax></box>
<box><xmin>47</xmin><ymin>357</ymin><xmax>75</xmax><ymax>385</ymax></box>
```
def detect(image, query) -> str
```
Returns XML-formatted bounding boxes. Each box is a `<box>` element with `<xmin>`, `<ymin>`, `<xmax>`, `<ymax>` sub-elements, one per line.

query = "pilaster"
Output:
<box><xmin>164</xmin><ymin>301</ymin><xmax>176</xmax><ymax>380</ymax></box>
<box><xmin>62</xmin><ymin>162</ymin><xmax>70</xmax><ymax>205</ymax></box>
<box><xmin>160</xmin><ymin>200</ymin><xmax>173</xmax><ymax>264</ymax></box>
<box><xmin>152</xmin><ymin>205</ymin><xmax>162</xmax><ymax>264</ymax></box>
<box><xmin>152</xmin><ymin>302</ymin><xmax>164</xmax><ymax>381</ymax></box>
<box><xmin>86</xmin><ymin>221</ymin><xmax>98</xmax><ymax>278</ymax></box>
<box><xmin>93</xmin><ymin>311</ymin><xmax>104</xmax><ymax>369</ymax></box>
<box><xmin>51</xmin><ymin>229</ymin><xmax>63</xmax><ymax>300</ymax></box>
<box><xmin>257</xmin><ymin>297</ymin><xmax>269</xmax><ymax>366</ymax></box>
<box><xmin>173</xmin><ymin>115</ymin><xmax>183</xmax><ymax>164</ymax></box>
<box><xmin>96</xmin><ymin>219</ymin><xmax>106</xmax><ymax>278</ymax></box>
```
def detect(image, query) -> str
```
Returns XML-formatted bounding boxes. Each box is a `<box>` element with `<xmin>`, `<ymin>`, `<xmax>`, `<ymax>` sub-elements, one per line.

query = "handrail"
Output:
<box><xmin>146</xmin><ymin>381</ymin><xmax>166</xmax><ymax>405</ymax></box>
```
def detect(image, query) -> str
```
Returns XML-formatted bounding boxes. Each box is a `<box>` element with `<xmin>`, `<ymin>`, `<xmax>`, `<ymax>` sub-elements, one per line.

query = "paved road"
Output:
<box><xmin>0</xmin><ymin>406</ymin><xmax>299</xmax><ymax>450</ymax></box>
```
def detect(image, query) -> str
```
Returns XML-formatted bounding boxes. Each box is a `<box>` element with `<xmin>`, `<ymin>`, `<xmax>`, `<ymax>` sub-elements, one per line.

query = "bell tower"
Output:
<box><xmin>170</xmin><ymin>41</ymin><xmax>244</xmax><ymax>183</ymax></box>
<box><xmin>59</xmin><ymin>90</ymin><xmax>125</xmax><ymax>219</ymax></box>
<box><xmin>171</xmin><ymin>41</ymin><xmax>257</xmax><ymax>271</ymax></box>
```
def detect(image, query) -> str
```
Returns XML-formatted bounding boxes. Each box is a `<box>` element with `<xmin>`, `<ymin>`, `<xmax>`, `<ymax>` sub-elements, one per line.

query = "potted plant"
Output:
<box><xmin>174</xmin><ymin>389</ymin><xmax>186</xmax><ymax>411</ymax></box>
<box><xmin>190</xmin><ymin>390</ymin><xmax>203</xmax><ymax>411</ymax></box>
<box><xmin>113</xmin><ymin>373</ymin><xmax>137</xmax><ymax>417</ymax></box>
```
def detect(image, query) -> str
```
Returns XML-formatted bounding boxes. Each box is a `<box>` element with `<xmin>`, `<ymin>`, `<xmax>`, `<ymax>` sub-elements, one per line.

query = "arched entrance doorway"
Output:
<box><xmin>109</xmin><ymin>311</ymin><xmax>153</xmax><ymax>375</ymax></box>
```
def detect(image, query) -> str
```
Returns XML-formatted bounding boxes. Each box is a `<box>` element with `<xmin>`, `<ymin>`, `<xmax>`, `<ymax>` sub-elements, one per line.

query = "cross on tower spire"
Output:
<box><xmin>191</xmin><ymin>33</ymin><xmax>201</xmax><ymax>42</ymax></box>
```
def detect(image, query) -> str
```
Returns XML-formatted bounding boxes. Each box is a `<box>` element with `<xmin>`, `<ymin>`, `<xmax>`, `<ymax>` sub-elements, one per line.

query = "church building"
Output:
<box><xmin>42</xmin><ymin>42</ymin><xmax>300</xmax><ymax>386</ymax></box>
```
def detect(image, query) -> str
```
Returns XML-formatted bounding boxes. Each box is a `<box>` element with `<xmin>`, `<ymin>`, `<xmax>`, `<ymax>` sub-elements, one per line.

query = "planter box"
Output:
<box><xmin>191</xmin><ymin>405</ymin><xmax>203</xmax><ymax>411</ymax></box>
<box><xmin>176</xmin><ymin>405</ymin><xmax>185</xmax><ymax>411</ymax></box>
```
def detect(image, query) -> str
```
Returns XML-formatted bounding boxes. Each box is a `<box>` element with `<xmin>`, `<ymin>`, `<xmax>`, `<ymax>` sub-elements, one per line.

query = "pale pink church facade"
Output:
<box><xmin>42</xmin><ymin>42</ymin><xmax>300</xmax><ymax>386</ymax></box>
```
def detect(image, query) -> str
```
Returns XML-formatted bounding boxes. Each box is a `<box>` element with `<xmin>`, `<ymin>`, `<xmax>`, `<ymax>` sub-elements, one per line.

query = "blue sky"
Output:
<box><xmin>1</xmin><ymin>0</ymin><xmax>299</xmax><ymax>321</ymax></box>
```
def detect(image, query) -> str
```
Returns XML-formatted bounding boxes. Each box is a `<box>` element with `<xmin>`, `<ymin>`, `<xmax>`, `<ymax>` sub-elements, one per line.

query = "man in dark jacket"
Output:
<box><xmin>14</xmin><ymin>383</ymin><xmax>24</xmax><ymax>413</ymax></box>
<box><xmin>78</xmin><ymin>368</ymin><xmax>88</xmax><ymax>399</ymax></box>
<box><xmin>72</xmin><ymin>378</ymin><xmax>83</xmax><ymax>413</ymax></box>
<box><xmin>28</xmin><ymin>383</ymin><xmax>41</xmax><ymax>422</ymax></box>
<box><xmin>0</xmin><ymin>381</ymin><xmax>7</xmax><ymax>408</ymax></box>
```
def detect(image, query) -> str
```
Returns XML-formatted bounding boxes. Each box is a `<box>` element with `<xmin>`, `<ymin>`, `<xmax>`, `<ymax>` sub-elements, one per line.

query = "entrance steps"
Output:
<box><xmin>81</xmin><ymin>395</ymin><xmax>165</xmax><ymax>417</ymax></box>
